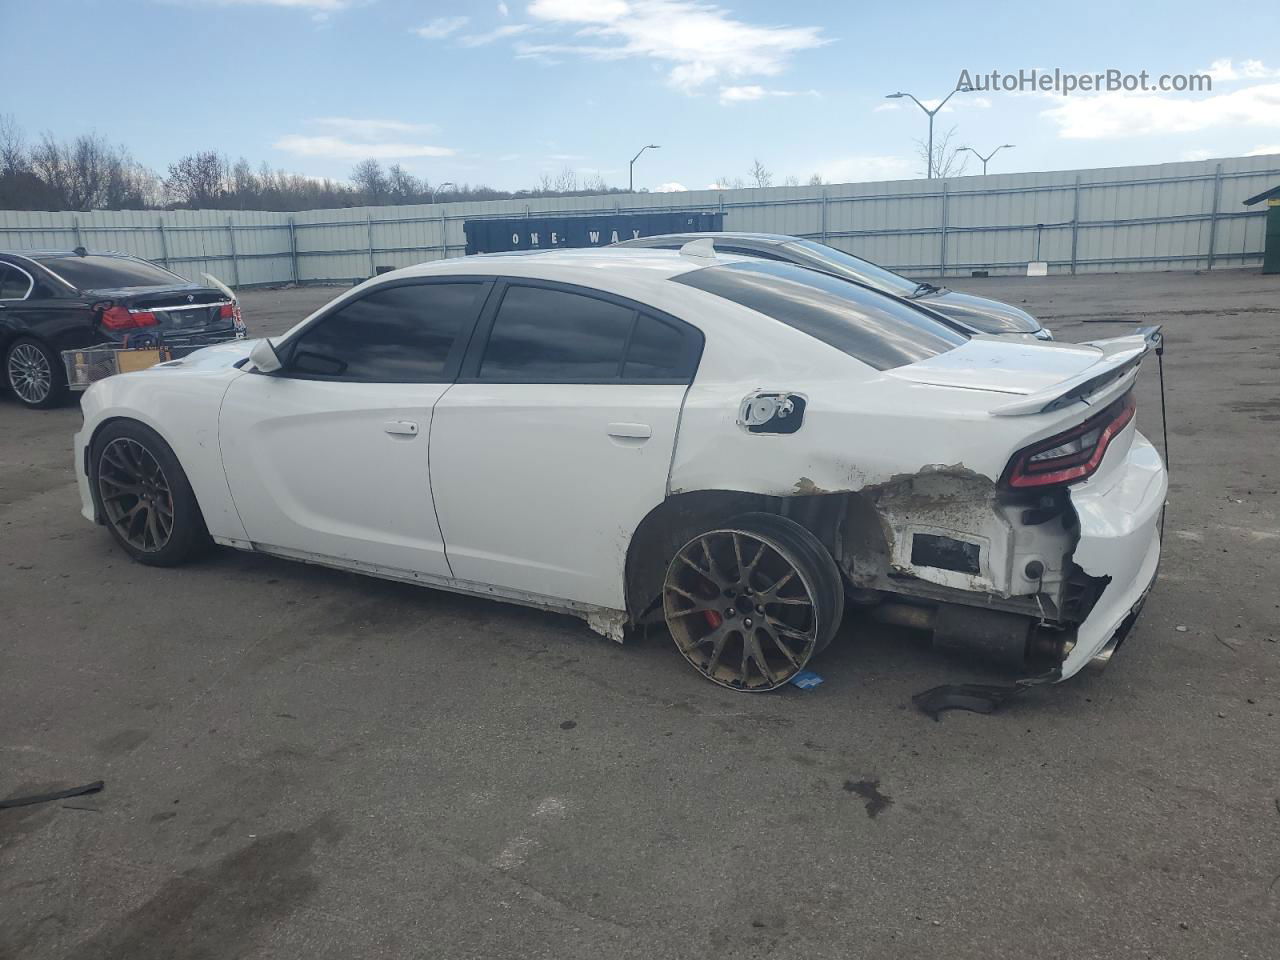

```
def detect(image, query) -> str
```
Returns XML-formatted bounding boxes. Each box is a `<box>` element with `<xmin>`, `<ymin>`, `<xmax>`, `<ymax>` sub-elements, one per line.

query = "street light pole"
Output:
<box><xmin>629</xmin><ymin>144</ymin><xmax>660</xmax><ymax>192</ymax></box>
<box><xmin>884</xmin><ymin>86</ymin><xmax>970</xmax><ymax>179</ymax></box>
<box><xmin>431</xmin><ymin>181</ymin><xmax>456</xmax><ymax>203</ymax></box>
<box><xmin>958</xmin><ymin>144</ymin><xmax>1015</xmax><ymax>175</ymax></box>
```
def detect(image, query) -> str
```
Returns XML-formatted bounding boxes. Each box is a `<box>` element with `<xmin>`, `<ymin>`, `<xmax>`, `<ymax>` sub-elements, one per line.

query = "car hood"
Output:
<box><xmin>886</xmin><ymin>338</ymin><xmax>1104</xmax><ymax>395</ymax></box>
<box><xmin>154</xmin><ymin>337</ymin><xmax>257</xmax><ymax>372</ymax></box>
<box><xmin>917</xmin><ymin>289</ymin><xmax>1043</xmax><ymax>335</ymax></box>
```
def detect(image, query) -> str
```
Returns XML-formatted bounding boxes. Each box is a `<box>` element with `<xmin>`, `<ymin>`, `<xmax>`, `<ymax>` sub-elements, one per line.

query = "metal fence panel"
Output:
<box><xmin>2</xmin><ymin>154</ymin><xmax>1276</xmax><ymax>286</ymax></box>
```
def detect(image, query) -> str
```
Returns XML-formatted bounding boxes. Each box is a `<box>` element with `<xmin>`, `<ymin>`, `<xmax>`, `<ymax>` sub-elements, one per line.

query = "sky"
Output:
<box><xmin>5</xmin><ymin>0</ymin><xmax>1280</xmax><ymax>193</ymax></box>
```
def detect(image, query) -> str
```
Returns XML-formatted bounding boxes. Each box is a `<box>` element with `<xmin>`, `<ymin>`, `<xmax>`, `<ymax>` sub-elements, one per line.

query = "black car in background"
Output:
<box><xmin>615</xmin><ymin>232</ymin><xmax>1053</xmax><ymax>340</ymax></box>
<box><xmin>0</xmin><ymin>250</ymin><xmax>243</xmax><ymax>409</ymax></box>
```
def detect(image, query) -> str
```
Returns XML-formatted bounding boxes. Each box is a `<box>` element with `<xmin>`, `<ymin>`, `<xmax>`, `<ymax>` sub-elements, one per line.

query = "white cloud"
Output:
<box><xmin>415</xmin><ymin>16</ymin><xmax>469</xmax><ymax>39</ymax></box>
<box><xmin>874</xmin><ymin>101</ymin><xmax>899</xmax><ymax>112</ymax></box>
<box><xmin>1202</xmin><ymin>58</ymin><xmax>1280</xmax><ymax>82</ymax></box>
<box><xmin>1246</xmin><ymin>144</ymin><xmax>1280</xmax><ymax>156</ymax></box>
<box><xmin>311</xmin><ymin>117</ymin><xmax>437</xmax><ymax>138</ymax></box>
<box><xmin>720</xmin><ymin>84</ymin><xmax>766</xmax><ymax>102</ymax></box>
<box><xmin>654</xmin><ymin>181</ymin><xmax>688</xmax><ymax>192</ymax></box>
<box><xmin>718</xmin><ymin>85</ymin><xmax>816</xmax><ymax>104</ymax></box>
<box><xmin>275</xmin><ymin>135</ymin><xmax>456</xmax><ymax>160</ymax></box>
<box><xmin>1042</xmin><ymin>82</ymin><xmax>1280</xmax><ymax>139</ymax></box>
<box><xmin>1182</xmin><ymin>148</ymin><xmax>1214</xmax><ymax>161</ymax></box>
<box><xmin>521</xmin><ymin>0</ymin><xmax>827</xmax><ymax>94</ymax></box>
<box><xmin>459</xmin><ymin>23</ymin><xmax>533</xmax><ymax>46</ymax></box>
<box><xmin>498</xmin><ymin>0</ymin><xmax>509</xmax><ymax>13</ymax></box>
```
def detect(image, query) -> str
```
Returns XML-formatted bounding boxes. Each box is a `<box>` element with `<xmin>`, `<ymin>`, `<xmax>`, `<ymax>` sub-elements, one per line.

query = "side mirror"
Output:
<box><xmin>249</xmin><ymin>338</ymin><xmax>282</xmax><ymax>374</ymax></box>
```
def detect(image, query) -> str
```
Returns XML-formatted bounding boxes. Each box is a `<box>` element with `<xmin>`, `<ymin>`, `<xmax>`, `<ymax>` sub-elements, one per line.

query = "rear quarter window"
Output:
<box><xmin>672</xmin><ymin>260</ymin><xmax>966</xmax><ymax>370</ymax></box>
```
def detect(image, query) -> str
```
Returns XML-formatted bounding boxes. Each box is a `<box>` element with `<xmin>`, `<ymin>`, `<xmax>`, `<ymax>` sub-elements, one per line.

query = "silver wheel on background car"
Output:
<box><xmin>663</xmin><ymin>524</ymin><xmax>829</xmax><ymax>691</ymax></box>
<box><xmin>7</xmin><ymin>342</ymin><xmax>52</xmax><ymax>405</ymax></box>
<box><xmin>97</xmin><ymin>437</ymin><xmax>175</xmax><ymax>553</ymax></box>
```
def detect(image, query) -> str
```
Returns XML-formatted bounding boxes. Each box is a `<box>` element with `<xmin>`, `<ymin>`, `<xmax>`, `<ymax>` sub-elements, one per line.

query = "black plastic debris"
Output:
<box><xmin>0</xmin><ymin>780</ymin><xmax>104</xmax><ymax>810</ymax></box>
<box><xmin>912</xmin><ymin>683</ymin><xmax>1027</xmax><ymax>721</ymax></box>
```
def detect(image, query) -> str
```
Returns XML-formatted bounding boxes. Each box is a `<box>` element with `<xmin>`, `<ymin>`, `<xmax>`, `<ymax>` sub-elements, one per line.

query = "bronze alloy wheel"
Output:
<box><xmin>663</xmin><ymin>525</ymin><xmax>826</xmax><ymax>691</ymax></box>
<box><xmin>97</xmin><ymin>437</ymin><xmax>175</xmax><ymax>553</ymax></box>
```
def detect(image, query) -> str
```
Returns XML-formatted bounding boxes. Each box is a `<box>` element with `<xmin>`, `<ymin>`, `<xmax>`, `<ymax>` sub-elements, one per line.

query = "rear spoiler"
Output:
<box><xmin>990</xmin><ymin>325</ymin><xmax>1162</xmax><ymax>417</ymax></box>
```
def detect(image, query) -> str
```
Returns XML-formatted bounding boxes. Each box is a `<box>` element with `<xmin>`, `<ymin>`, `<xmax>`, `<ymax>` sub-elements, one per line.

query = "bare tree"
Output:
<box><xmin>350</xmin><ymin>158</ymin><xmax>390</xmax><ymax>204</ymax></box>
<box><xmin>0</xmin><ymin>120</ymin><xmax>633</xmax><ymax>211</ymax></box>
<box><xmin>748</xmin><ymin>159</ymin><xmax>773</xmax><ymax>189</ymax></box>
<box><xmin>166</xmin><ymin>151</ymin><xmax>230</xmax><ymax>208</ymax></box>
<box><xmin>554</xmin><ymin>165</ymin><xmax>578</xmax><ymax>193</ymax></box>
<box><xmin>807</xmin><ymin>172</ymin><xmax>825</xmax><ymax>186</ymax></box>
<box><xmin>0</xmin><ymin>114</ymin><xmax>25</xmax><ymax>177</ymax></box>
<box><xmin>916</xmin><ymin>125</ymin><xmax>969</xmax><ymax>179</ymax></box>
<box><xmin>386</xmin><ymin>163</ymin><xmax>421</xmax><ymax>201</ymax></box>
<box><xmin>782</xmin><ymin>174</ymin><xmax>800</xmax><ymax>187</ymax></box>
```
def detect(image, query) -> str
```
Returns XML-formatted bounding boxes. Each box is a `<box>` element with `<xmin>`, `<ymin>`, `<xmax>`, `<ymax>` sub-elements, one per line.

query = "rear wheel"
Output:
<box><xmin>5</xmin><ymin>337</ymin><xmax>67</xmax><ymax>409</ymax></box>
<box><xmin>662</xmin><ymin>514</ymin><xmax>844</xmax><ymax>691</ymax></box>
<box><xmin>91</xmin><ymin>420</ymin><xmax>209</xmax><ymax>566</ymax></box>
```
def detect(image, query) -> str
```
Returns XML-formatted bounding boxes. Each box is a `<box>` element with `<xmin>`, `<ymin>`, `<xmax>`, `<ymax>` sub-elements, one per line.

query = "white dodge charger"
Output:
<box><xmin>74</xmin><ymin>245</ymin><xmax>1166</xmax><ymax>691</ymax></box>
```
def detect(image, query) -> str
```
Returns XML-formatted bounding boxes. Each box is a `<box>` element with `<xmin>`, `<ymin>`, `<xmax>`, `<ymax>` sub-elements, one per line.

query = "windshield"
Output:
<box><xmin>673</xmin><ymin>260</ymin><xmax>966</xmax><ymax>371</ymax></box>
<box><xmin>784</xmin><ymin>240</ymin><xmax>924</xmax><ymax>298</ymax></box>
<box><xmin>37</xmin><ymin>255</ymin><xmax>187</xmax><ymax>291</ymax></box>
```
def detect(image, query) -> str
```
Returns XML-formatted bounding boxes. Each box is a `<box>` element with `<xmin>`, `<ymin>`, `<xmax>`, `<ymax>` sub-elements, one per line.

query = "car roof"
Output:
<box><xmin>617</xmin><ymin>232</ymin><xmax>795</xmax><ymax>246</ymax></box>
<box><xmin>398</xmin><ymin>246</ymin><xmax>740</xmax><ymax>283</ymax></box>
<box><xmin>0</xmin><ymin>250</ymin><xmax>146</xmax><ymax>268</ymax></box>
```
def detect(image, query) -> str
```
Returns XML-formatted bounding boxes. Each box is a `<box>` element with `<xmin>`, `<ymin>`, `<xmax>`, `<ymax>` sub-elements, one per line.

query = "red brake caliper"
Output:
<box><xmin>704</xmin><ymin>610</ymin><xmax>723</xmax><ymax>629</ymax></box>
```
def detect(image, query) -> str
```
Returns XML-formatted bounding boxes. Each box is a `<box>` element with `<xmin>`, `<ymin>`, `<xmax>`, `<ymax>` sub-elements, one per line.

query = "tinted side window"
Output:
<box><xmin>479</xmin><ymin>285</ymin><xmax>635</xmax><ymax>381</ymax></box>
<box><xmin>624</xmin><ymin>315</ymin><xmax>691</xmax><ymax>380</ymax></box>
<box><xmin>287</xmin><ymin>282</ymin><xmax>482</xmax><ymax>382</ymax></box>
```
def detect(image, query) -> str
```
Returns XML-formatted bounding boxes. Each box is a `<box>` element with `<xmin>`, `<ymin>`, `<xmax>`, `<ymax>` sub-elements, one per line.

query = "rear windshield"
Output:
<box><xmin>38</xmin><ymin>255</ymin><xmax>186</xmax><ymax>291</ymax></box>
<box><xmin>672</xmin><ymin>260</ymin><xmax>966</xmax><ymax>370</ymax></box>
<box><xmin>786</xmin><ymin>240</ymin><xmax>922</xmax><ymax>298</ymax></box>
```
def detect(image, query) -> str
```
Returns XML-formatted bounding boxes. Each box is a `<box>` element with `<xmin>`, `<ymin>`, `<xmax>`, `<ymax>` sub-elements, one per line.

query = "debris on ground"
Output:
<box><xmin>912</xmin><ymin>683</ymin><xmax>1027</xmax><ymax>721</ymax></box>
<box><xmin>789</xmin><ymin>670</ymin><xmax>824</xmax><ymax>690</ymax></box>
<box><xmin>0</xmin><ymin>780</ymin><xmax>104</xmax><ymax>810</ymax></box>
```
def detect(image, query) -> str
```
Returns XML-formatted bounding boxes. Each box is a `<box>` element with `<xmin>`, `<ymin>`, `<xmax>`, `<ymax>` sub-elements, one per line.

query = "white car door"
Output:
<box><xmin>429</xmin><ymin>280</ymin><xmax>702</xmax><ymax>610</ymax></box>
<box><xmin>218</xmin><ymin>278</ymin><xmax>491</xmax><ymax>577</ymax></box>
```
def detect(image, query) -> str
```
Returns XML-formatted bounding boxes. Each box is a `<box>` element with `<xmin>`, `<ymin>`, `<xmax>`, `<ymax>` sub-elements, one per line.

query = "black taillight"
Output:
<box><xmin>1003</xmin><ymin>392</ymin><xmax>1136</xmax><ymax>488</ymax></box>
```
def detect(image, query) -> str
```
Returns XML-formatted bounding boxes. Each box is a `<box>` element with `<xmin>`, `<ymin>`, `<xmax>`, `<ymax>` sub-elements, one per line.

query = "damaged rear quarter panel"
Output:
<box><xmin>667</xmin><ymin>374</ymin><xmax>1094</xmax><ymax>604</ymax></box>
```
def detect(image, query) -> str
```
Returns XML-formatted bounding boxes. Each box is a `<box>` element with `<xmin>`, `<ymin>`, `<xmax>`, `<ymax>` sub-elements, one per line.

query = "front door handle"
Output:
<box><xmin>383</xmin><ymin>420</ymin><xmax>419</xmax><ymax>436</ymax></box>
<box><xmin>607</xmin><ymin>422</ymin><xmax>652</xmax><ymax>440</ymax></box>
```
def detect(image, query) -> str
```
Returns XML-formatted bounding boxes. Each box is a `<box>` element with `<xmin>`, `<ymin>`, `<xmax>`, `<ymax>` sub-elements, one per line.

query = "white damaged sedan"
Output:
<box><xmin>74</xmin><ymin>246</ymin><xmax>1166</xmax><ymax>692</ymax></box>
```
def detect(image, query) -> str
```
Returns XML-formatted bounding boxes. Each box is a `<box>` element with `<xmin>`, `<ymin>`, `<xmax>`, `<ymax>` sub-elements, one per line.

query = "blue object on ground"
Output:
<box><xmin>790</xmin><ymin>670</ymin><xmax>824</xmax><ymax>690</ymax></box>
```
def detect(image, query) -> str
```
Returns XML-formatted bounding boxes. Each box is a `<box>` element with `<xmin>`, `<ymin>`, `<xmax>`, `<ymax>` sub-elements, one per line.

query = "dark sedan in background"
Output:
<box><xmin>0</xmin><ymin>250</ymin><xmax>244</xmax><ymax>409</ymax></box>
<box><xmin>615</xmin><ymin>232</ymin><xmax>1052</xmax><ymax>340</ymax></box>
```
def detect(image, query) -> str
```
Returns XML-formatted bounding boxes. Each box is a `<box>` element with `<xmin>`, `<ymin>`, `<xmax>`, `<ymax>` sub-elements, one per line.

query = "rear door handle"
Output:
<box><xmin>383</xmin><ymin>420</ymin><xmax>419</xmax><ymax>436</ymax></box>
<box><xmin>607</xmin><ymin>422</ymin><xmax>652</xmax><ymax>440</ymax></box>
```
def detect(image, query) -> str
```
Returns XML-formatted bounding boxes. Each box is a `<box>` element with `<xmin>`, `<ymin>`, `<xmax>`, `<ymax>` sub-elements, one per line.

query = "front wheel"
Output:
<box><xmin>662</xmin><ymin>514</ymin><xmax>844</xmax><ymax>691</ymax></box>
<box><xmin>91</xmin><ymin>420</ymin><xmax>210</xmax><ymax>566</ymax></box>
<box><xmin>5</xmin><ymin>337</ymin><xmax>68</xmax><ymax>409</ymax></box>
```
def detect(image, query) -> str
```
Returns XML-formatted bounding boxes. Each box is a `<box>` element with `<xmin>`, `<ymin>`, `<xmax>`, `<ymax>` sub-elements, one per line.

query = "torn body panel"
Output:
<box><xmin>1058</xmin><ymin>430</ymin><xmax>1165</xmax><ymax>677</ymax></box>
<box><xmin>665</xmin><ymin>370</ymin><xmax>1164</xmax><ymax>679</ymax></box>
